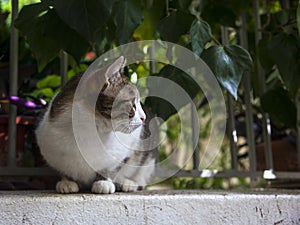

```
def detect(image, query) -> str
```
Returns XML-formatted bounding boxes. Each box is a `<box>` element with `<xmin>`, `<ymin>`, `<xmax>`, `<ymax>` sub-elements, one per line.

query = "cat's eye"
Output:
<box><xmin>131</xmin><ymin>98</ymin><xmax>136</xmax><ymax>110</ymax></box>
<box><xmin>128</xmin><ymin>98</ymin><xmax>136</xmax><ymax>118</ymax></box>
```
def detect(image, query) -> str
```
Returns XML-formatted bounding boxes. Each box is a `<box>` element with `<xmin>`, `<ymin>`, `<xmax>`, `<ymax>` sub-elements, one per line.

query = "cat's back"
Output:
<box><xmin>36</xmin><ymin>73</ymin><xmax>82</xmax><ymax>139</ymax></box>
<box><xmin>49</xmin><ymin>73</ymin><xmax>82</xmax><ymax>120</ymax></box>
<box><xmin>35</xmin><ymin>73</ymin><xmax>97</xmax><ymax>184</ymax></box>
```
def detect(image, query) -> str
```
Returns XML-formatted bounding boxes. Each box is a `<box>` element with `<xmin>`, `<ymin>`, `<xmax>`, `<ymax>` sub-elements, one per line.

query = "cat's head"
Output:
<box><xmin>92</xmin><ymin>56</ymin><xmax>146</xmax><ymax>133</ymax></box>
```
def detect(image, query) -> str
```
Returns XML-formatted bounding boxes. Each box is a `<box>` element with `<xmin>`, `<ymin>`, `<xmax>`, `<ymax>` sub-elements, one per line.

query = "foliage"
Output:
<box><xmin>261</xmin><ymin>87</ymin><xmax>297</xmax><ymax>127</ymax></box>
<box><xmin>3</xmin><ymin>0</ymin><xmax>299</xmax><ymax>190</ymax></box>
<box><xmin>14</xmin><ymin>0</ymin><xmax>254</xmax><ymax>121</ymax></box>
<box><xmin>190</xmin><ymin>19</ymin><xmax>212</xmax><ymax>56</ymax></box>
<box><xmin>144</xmin><ymin>65</ymin><xmax>199</xmax><ymax>121</ymax></box>
<box><xmin>0</xmin><ymin>0</ymin><xmax>41</xmax><ymax>99</ymax></box>
<box><xmin>31</xmin><ymin>64</ymin><xmax>88</xmax><ymax>102</ymax></box>
<box><xmin>201</xmin><ymin>45</ymin><xmax>252</xmax><ymax>99</ymax></box>
<box><xmin>257</xmin><ymin>0</ymin><xmax>300</xmax><ymax>128</ymax></box>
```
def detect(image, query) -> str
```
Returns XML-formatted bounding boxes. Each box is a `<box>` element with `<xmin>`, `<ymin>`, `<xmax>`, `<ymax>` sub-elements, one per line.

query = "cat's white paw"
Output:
<box><xmin>92</xmin><ymin>180</ymin><xmax>116</xmax><ymax>194</ymax></box>
<box><xmin>120</xmin><ymin>179</ymin><xmax>138</xmax><ymax>192</ymax></box>
<box><xmin>56</xmin><ymin>179</ymin><xmax>79</xmax><ymax>194</ymax></box>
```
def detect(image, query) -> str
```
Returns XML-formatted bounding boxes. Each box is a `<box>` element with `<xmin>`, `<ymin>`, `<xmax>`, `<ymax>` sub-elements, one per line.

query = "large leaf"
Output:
<box><xmin>157</xmin><ymin>10</ymin><xmax>195</xmax><ymax>43</ymax></box>
<box><xmin>261</xmin><ymin>87</ymin><xmax>297</xmax><ymax>128</ymax></box>
<box><xmin>15</xmin><ymin>3</ymin><xmax>60</xmax><ymax>71</ymax></box>
<box><xmin>15</xmin><ymin>3</ymin><xmax>90</xmax><ymax>71</ymax></box>
<box><xmin>201</xmin><ymin>45</ymin><xmax>253</xmax><ymax>99</ymax></box>
<box><xmin>258</xmin><ymin>37</ymin><xmax>275</xmax><ymax>72</ymax></box>
<box><xmin>43</xmin><ymin>10</ymin><xmax>90</xmax><ymax>62</ymax></box>
<box><xmin>144</xmin><ymin>65</ymin><xmax>199</xmax><ymax>121</ymax></box>
<box><xmin>264</xmin><ymin>33</ymin><xmax>300</xmax><ymax>96</ymax></box>
<box><xmin>43</xmin><ymin>0</ymin><xmax>113</xmax><ymax>42</ymax></box>
<box><xmin>112</xmin><ymin>0</ymin><xmax>144</xmax><ymax>44</ymax></box>
<box><xmin>201</xmin><ymin>1</ymin><xmax>238</xmax><ymax>27</ymax></box>
<box><xmin>190</xmin><ymin>19</ymin><xmax>212</xmax><ymax>56</ymax></box>
<box><xmin>134</xmin><ymin>0</ymin><xmax>165</xmax><ymax>40</ymax></box>
<box><xmin>94</xmin><ymin>19</ymin><xmax>117</xmax><ymax>54</ymax></box>
<box><xmin>36</xmin><ymin>75</ymin><xmax>61</xmax><ymax>89</ymax></box>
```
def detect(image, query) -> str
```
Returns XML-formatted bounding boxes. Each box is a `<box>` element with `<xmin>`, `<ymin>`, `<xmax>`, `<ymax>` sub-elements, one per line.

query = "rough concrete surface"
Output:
<box><xmin>0</xmin><ymin>190</ymin><xmax>299</xmax><ymax>225</ymax></box>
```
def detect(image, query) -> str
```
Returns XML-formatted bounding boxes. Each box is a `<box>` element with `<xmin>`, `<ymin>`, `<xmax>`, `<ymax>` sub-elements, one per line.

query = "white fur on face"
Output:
<box><xmin>132</xmin><ymin>101</ymin><xmax>146</xmax><ymax>126</ymax></box>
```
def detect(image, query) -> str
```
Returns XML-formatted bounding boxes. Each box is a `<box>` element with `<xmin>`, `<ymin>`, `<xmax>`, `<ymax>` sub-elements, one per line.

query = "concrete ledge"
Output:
<box><xmin>1</xmin><ymin>190</ymin><xmax>300</xmax><ymax>225</ymax></box>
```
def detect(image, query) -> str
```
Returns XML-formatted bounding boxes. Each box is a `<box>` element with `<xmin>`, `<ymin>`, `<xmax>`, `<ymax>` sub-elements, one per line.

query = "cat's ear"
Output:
<box><xmin>102</xmin><ymin>56</ymin><xmax>126</xmax><ymax>91</ymax></box>
<box><xmin>82</xmin><ymin>56</ymin><xmax>126</xmax><ymax>94</ymax></box>
<box><xmin>104</xmin><ymin>56</ymin><xmax>126</xmax><ymax>81</ymax></box>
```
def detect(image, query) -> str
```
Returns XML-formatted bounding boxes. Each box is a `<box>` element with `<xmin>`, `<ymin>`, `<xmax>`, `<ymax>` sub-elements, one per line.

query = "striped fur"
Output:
<box><xmin>36</xmin><ymin>57</ymin><xmax>157</xmax><ymax>194</ymax></box>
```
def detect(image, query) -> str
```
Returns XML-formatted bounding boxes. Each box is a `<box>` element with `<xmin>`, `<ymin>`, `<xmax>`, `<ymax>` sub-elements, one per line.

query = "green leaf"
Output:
<box><xmin>44</xmin><ymin>0</ymin><xmax>113</xmax><ymax>42</ymax></box>
<box><xmin>274</xmin><ymin>10</ymin><xmax>289</xmax><ymax>26</ymax></box>
<box><xmin>15</xmin><ymin>3</ymin><xmax>60</xmax><ymax>71</ymax></box>
<box><xmin>261</xmin><ymin>87</ymin><xmax>297</xmax><ymax>128</ymax></box>
<box><xmin>93</xmin><ymin>19</ymin><xmax>116</xmax><ymax>54</ymax></box>
<box><xmin>68</xmin><ymin>64</ymin><xmax>88</xmax><ymax>80</ymax></box>
<box><xmin>134</xmin><ymin>0</ymin><xmax>165</xmax><ymax>40</ymax></box>
<box><xmin>37</xmin><ymin>75</ymin><xmax>61</xmax><ymax>89</ymax></box>
<box><xmin>40</xmin><ymin>88</ymin><xmax>55</xmax><ymax>98</ymax></box>
<box><xmin>161</xmin><ymin>65</ymin><xmax>199</xmax><ymax>99</ymax></box>
<box><xmin>258</xmin><ymin>37</ymin><xmax>275</xmax><ymax>72</ymax></box>
<box><xmin>201</xmin><ymin>1</ymin><xmax>239</xmax><ymax>27</ymax></box>
<box><xmin>43</xmin><ymin>10</ymin><xmax>90</xmax><ymax>64</ymax></box>
<box><xmin>190</xmin><ymin>19</ymin><xmax>212</xmax><ymax>56</ymax></box>
<box><xmin>112</xmin><ymin>0</ymin><xmax>144</xmax><ymax>44</ymax></box>
<box><xmin>15</xmin><ymin>3</ymin><xmax>90</xmax><ymax>71</ymax></box>
<box><xmin>144</xmin><ymin>65</ymin><xmax>199</xmax><ymax>120</ymax></box>
<box><xmin>157</xmin><ymin>10</ymin><xmax>195</xmax><ymax>43</ymax></box>
<box><xmin>265</xmin><ymin>33</ymin><xmax>300</xmax><ymax>96</ymax></box>
<box><xmin>201</xmin><ymin>45</ymin><xmax>253</xmax><ymax>99</ymax></box>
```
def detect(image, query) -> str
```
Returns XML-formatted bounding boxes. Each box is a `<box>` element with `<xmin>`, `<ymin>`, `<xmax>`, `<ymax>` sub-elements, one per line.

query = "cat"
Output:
<box><xmin>35</xmin><ymin>56</ymin><xmax>157</xmax><ymax>194</ymax></box>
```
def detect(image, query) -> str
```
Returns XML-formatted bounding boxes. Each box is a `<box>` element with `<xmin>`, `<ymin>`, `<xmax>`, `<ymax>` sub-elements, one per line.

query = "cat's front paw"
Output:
<box><xmin>56</xmin><ymin>179</ymin><xmax>79</xmax><ymax>194</ymax></box>
<box><xmin>92</xmin><ymin>180</ymin><xmax>116</xmax><ymax>194</ymax></box>
<box><xmin>120</xmin><ymin>179</ymin><xmax>139</xmax><ymax>192</ymax></box>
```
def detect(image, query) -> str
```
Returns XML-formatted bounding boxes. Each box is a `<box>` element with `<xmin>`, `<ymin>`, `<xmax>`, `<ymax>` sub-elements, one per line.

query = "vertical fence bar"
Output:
<box><xmin>60</xmin><ymin>51</ymin><xmax>68</xmax><ymax>87</ymax></box>
<box><xmin>297</xmin><ymin>94</ymin><xmax>300</xmax><ymax>171</ymax></box>
<box><xmin>253</xmin><ymin>0</ymin><xmax>274</xmax><ymax>174</ymax></box>
<box><xmin>221</xmin><ymin>26</ymin><xmax>238</xmax><ymax>170</ymax></box>
<box><xmin>227</xmin><ymin>94</ymin><xmax>238</xmax><ymax>170</ymax></box>
<box><xmin>191</xmin><ymin>101</ymin><xmax>199</xmax><ymax>170</ymax></box>
<box><xmin>240</xmin><ymin>11</ymin><xmax>257</xmax><ymax>176</ymax></box>
<box><xmin>148</xmin><ymin>45</ymin><xmax>156</xmax><ymax>74</ymax></box>
<box><xmin>7</xmin><ymin>0</ymin><xmax>19</xmax><ymax>167</ymax></box>
<box><xmin>187</xmin><ymin>64</ymin><xmax>199</xmax><ymax>170</ymax></box>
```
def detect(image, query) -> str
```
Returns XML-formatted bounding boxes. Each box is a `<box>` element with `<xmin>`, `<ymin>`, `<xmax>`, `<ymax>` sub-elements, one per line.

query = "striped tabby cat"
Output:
<box><xmin>36</xmin><ymin>56</ymin><xmax>157</xmax><ymax>194</ymax></box>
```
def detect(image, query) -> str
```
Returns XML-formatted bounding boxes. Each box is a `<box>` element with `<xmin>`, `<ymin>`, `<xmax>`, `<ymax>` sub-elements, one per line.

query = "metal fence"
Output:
<box><xmin>1</xmin><ymin>0</ymin><xmax>300</xmax><ymax>185</ymax></box>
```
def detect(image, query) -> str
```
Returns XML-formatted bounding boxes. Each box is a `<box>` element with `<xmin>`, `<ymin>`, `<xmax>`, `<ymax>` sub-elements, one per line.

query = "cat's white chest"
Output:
<box><xmin>100</xmin><ymin>128</ymin><xmax>142</xmax><ymax>161</ymax></box>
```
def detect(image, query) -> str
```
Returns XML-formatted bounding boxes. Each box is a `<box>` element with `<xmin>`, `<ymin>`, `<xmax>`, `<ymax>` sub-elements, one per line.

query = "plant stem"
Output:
<box><xmin>211</xmin><ymin>35</ymin><xmax>222</xmax><ymax>46</ymax></box>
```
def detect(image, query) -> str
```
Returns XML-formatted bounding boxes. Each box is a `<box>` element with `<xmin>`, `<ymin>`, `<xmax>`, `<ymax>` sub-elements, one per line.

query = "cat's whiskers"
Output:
<box><xmin>111</xmin><ymin>118</ymin><xmax>142</xmax><ymax>134</ymax></box>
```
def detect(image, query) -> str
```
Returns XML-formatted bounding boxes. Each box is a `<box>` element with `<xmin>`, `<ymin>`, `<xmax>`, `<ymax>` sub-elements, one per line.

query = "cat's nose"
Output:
<box><xmin>140</xmin><ymin>117</ymin><xmax>145</xmax><ymax>122</ymax></box>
